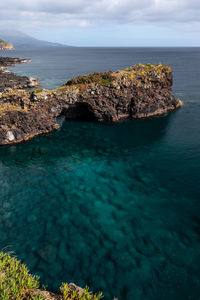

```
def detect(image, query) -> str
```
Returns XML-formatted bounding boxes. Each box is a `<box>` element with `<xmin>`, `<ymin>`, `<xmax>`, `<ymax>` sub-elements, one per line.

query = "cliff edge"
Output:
<box><xmin>0</xmin><ymin>252</ymin><xmax>103</xmax><ymax>299</ymax></box>
<box><xmin>0</xmin><ymin>63</ymin><xmax>183</xmax><ymax>145</ymax></box>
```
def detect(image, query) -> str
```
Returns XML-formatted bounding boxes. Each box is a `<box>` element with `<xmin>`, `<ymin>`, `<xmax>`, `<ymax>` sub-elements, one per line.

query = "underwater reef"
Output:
<box><xmin>0</xmin><ymin>63</ymin><xmax>183</xmax><ymax>145</ymax></box>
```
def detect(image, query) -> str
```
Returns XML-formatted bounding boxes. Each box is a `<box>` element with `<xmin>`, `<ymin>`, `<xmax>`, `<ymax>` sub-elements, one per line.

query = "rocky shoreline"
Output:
<box><xmin>0</xmin><ymin>62</ymin><xmax>183</xmax><ymax>145</ymax></box>
<box><xmin>0</xmin><ymin>57</ymin><xmax>39</xmax><ymax>92</ymax></box>
<box><xmin>0</xmin><ymin>57</ymin><xmax>31</xmax><ymax>66</ymax></box>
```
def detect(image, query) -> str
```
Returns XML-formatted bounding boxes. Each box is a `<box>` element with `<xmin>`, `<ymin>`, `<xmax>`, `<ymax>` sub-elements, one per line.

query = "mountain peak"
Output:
<box><xmin>0</xmin><ymin>29</ymin><xmax>68</xmax><ymax>49</ymax></box>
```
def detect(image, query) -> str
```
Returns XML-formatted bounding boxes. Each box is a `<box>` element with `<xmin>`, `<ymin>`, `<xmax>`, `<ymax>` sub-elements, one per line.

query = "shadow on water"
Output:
<box><xmin>0</xmin><ymin>110</ymin><xmax>199</xmax><ymax>300</ymax></box>
<box><xmin>0</xmin><ymin>113</ymin><xmax>173</xmax><ymax>167</ymax></box>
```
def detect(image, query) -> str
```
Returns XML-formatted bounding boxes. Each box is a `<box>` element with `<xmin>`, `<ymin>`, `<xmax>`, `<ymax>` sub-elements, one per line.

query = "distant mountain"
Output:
<box><xmin>0</xmin><ymin>39</ymin><xmax>14</xmax><ymax>50</ymax></box>
<box><xmin>0</xmin><ymin>29</ymin><xmax>69</xmax><ymax>49</ymax></box>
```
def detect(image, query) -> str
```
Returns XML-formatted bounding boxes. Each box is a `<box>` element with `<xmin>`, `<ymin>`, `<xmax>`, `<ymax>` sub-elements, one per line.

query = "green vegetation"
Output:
<box><xmin>121</xmin><ymin>63</ymin><xmax>172</xmax><ymax>88</ymax></box>
<box><xmin>60</xmin><ymin>283</ymin><xmax>103</xmax><ymax>300</ymax></box>
<box><xmin>33</xmin><ymin>89</ymin><xmax>43</xmax><ymax>94</ymax></box>
<box><xmin>65</xmin><ymin>71</ymin><xmax>115</xmax><ymax>86</ymax></box>
<box><xmin>0</xmin><ymin>104</ymin><xmax>26</xmax><ymax>113</ymax></box>
<box><xmin>0</xmin><ymin>252</ymin><xmax>103</xmax><ymax>300</ymax></box>
<box><xmin>0</xmin><ymin>252</ymin><xmax>40</xmax><ymax>299</ymax></box>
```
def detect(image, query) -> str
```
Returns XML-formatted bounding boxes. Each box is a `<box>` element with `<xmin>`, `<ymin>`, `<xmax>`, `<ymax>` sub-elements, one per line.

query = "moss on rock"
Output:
<box><xmin>65</xmin><ymin>71</ymin><xmax>115</xmax><ymax>86</ymax></box>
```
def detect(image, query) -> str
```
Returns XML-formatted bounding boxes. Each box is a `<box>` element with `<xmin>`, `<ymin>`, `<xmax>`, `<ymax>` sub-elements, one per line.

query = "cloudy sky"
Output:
<box><xmin>1</xmin><ymin>0</ymin><xmax>200</xmax><ymax>46</ymax></box>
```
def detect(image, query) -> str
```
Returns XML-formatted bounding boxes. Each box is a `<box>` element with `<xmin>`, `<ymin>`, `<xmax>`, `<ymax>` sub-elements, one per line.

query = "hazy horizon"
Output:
<box><xmin>1</xmin><ymin>0</ymin><xmax>200</xmax><ymax>47</ymax></box>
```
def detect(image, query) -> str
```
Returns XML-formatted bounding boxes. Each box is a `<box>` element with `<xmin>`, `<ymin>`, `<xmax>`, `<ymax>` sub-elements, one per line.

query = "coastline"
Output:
<box><xmin>0</xmin><ymin>61</ymin><xmax>183</xmax><ymax>145</ymax></box>
<box><xmin>0</xmin><ymin>57</ymin><xmax>39</xmax><ymax>92</ymax></box>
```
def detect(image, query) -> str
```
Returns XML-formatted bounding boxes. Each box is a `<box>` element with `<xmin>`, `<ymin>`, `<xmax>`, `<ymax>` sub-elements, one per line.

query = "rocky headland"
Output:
<box><xmin>0</xmin><ymin>39</ymin><xmax>14</xmax><ymax>50</ymax></box>
<box><xmin>0</xmin><ymin>57</ymin><xmax>39</xmax><ymax>92</ymax></box>
<box><xmin>0</xmin><ymin>63</ymin><xmax>183</xmax><ymax>145</ymax></box>
<box><xmin>0</xmin><ymin>57</ymin><xmax>31</xmax><ymax>66</ymax></box>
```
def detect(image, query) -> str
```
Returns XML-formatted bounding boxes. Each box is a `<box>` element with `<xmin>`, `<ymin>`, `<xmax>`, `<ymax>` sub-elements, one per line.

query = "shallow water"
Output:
<box><xmin>0</xmin><ymin>48</ymin><xmax>200</xmax><ymax>299</ymax></box>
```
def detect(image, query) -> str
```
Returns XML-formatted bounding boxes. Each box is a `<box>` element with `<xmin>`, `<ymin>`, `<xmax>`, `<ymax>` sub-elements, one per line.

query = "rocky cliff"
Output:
<box><xmin>0</xmin><ymin>39</ymin><xmax>14</xmax><ymax>50</ymax></box>
<box><xmin>0</xmin><ymin>64</ymin><xmax>183</xmax><ymax>145</ymax></box>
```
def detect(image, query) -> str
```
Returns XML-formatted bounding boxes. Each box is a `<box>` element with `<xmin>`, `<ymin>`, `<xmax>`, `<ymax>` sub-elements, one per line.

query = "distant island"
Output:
<box><xmin>0</xmin><ymin>39</ymin><xmax>14</xmax><ymax>50</ymax></box>
<box><xmin>0</xmin><ymin>29</ymin><xmax>69</xmax><ymax>49</ymax></box>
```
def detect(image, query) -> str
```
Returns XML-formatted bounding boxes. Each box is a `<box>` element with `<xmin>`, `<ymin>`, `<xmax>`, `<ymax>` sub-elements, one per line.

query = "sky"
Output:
<box><xmin>1</xmin><ymin>0</ymin><xmax>200</xmax><ymax>46</ymax></box>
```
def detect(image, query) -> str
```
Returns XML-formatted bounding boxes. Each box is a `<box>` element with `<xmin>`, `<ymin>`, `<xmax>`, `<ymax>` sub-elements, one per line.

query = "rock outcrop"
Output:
<box><xmin>0</xmin><ymin>63</ymin><xmax>183</xmax><ymax>145</ymax></box>
<box><xmin>0</xmin><ymin>39</ymin><xmax>14</xmax><ymax>50</ymax></box>
<box><xmin>0</xmin><ymin>57</ymin><xmax>31</xmax><ymax>66</ymax></box>
<box><xmin>0</xmin><ymin>57</ymin><xmax>39</xmax><ymax>92</ymax></box>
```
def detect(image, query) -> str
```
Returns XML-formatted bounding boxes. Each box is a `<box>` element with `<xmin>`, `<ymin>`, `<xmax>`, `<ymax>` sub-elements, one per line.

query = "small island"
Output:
<box><xmin>0</xmin><ymin>61</ymin><xmax>183</xmax><ymax>145</ymax></box>
<box><xmin>0</xmin><ymin>39</ymin><xmax>14</xmax><ymax>50</ymax></box>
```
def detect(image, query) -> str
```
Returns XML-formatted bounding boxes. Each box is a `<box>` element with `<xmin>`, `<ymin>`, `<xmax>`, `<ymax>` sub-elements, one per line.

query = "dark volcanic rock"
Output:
<box><xmin>0</xmin><ymin>57</ymin><xmax>39</xmax><ymax>92</ymax></box>
<box><xmin>0</xmin><ymin>70</ymin><xmax>39</xmax><ymax>92</ymax></box>
<box><xmin>0</xmin><ymin>64</ymin><xmax>183</xmax><ymax>145</ymax></box>
<box><xmin>0</xmin><ymin>57</ymin><xmax>31</xmax><ymax>67</ymax></box>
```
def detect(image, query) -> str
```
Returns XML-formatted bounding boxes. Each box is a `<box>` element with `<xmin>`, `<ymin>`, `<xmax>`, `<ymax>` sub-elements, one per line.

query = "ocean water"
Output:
<box><xmin>0</xmin><ymin>47</ymin><xmax>200</xmax><ymax>300</ymax></box>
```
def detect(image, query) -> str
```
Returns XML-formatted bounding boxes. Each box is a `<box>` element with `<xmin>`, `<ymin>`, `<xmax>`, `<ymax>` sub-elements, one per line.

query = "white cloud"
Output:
<box><xmin>0</xmin><ymin>0</ymin><xmax>200</xmax><ymax>30</ymax></box>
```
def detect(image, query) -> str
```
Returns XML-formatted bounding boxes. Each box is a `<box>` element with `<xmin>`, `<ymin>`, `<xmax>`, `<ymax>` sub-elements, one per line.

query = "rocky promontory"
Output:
<box><xmin>0</xmin><ymin>57</ymin><xmax>39</xmax><ymax>92</ymax></box>
<box><xmin>0</xmin><ymin>63</ymin><xmax>183</xmax><ymax>145</ymax></box>
<box><xmin>0</xmin><ymin>57</ymin><xmax>31</xmax><ymax>66</ymax></box>
<box><xmin>0</xmin><ymin>39</ymin><xmax>14</xmax><ymax>50</ymax></box>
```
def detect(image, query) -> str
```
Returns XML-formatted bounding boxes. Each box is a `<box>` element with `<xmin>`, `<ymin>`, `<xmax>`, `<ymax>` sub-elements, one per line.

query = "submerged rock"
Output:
<box><xmin>0</xmin><ymin>64</ymin><xmax>183</xmax><ymax>145</ymax></box>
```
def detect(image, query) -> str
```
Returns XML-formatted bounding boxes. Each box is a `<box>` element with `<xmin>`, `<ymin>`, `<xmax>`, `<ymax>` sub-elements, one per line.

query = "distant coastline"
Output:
<box><xmin>0</xmin><ymin>29</ymin><xmax>69</xmax><ymax>49</ymax></box>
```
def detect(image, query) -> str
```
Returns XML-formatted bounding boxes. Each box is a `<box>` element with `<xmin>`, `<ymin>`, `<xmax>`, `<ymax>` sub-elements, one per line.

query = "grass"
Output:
<box><xmin>33</xmin><ymin>89</ymin><xmax>43</xmax><ymax>94</ymax></box>
<box><xmin>0</xmin><ymin>252</ymin><xmax>41</xmax><ymax>299</ymax></box>
<box><xmin>60</xmin><ymin>283</ymin><xmax>103</xmax><ymax>300</ymax></box>
<box><xmin>0</xmin><ymin>252</ymin><xmax>103</xmax><ymax>300</ymax></box>
<box><xmin>65</xmin><ymin>72</ymin><xmax>114</xmax><ymax>86</ymax></box>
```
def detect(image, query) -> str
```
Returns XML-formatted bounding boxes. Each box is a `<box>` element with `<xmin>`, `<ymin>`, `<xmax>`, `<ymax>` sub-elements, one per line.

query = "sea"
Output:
<box><xmin>0</xmin><ymin>47</ymin><xmax>200</xmax><ymax>300</ymax></box>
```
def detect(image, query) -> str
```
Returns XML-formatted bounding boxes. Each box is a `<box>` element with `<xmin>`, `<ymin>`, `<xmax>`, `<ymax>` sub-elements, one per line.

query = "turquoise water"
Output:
<box><xmin>0</xmin><ymin>48</ymin><xmax>200</xmax><ymax>299</ymax></box>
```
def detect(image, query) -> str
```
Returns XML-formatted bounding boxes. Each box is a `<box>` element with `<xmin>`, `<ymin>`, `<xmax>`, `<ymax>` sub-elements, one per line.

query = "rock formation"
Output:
<box><xmin>0</xmin><ymin>63</ymin><xmax>183</xmax><ymax>145</ymax></box>
<box><xmin>0</xmin><ymin>57</ymin><xmax>31</xmax><ymax>66</ymax></box>
<box><xmin>0</xmin><ymin>57</ymin><xmax>39</xmax><ymax>92</ymax></box>
<box><xmin>0</xmin><ymin>39</ymin><xmax>14</xmax><ymax>50</ymax></box>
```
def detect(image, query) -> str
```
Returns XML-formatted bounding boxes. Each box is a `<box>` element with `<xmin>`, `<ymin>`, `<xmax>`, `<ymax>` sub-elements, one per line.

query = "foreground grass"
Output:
<box><xmin>0</xmin><ymin>252</ymin><xmax>103</xmax><ymax>300</ymax></box>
